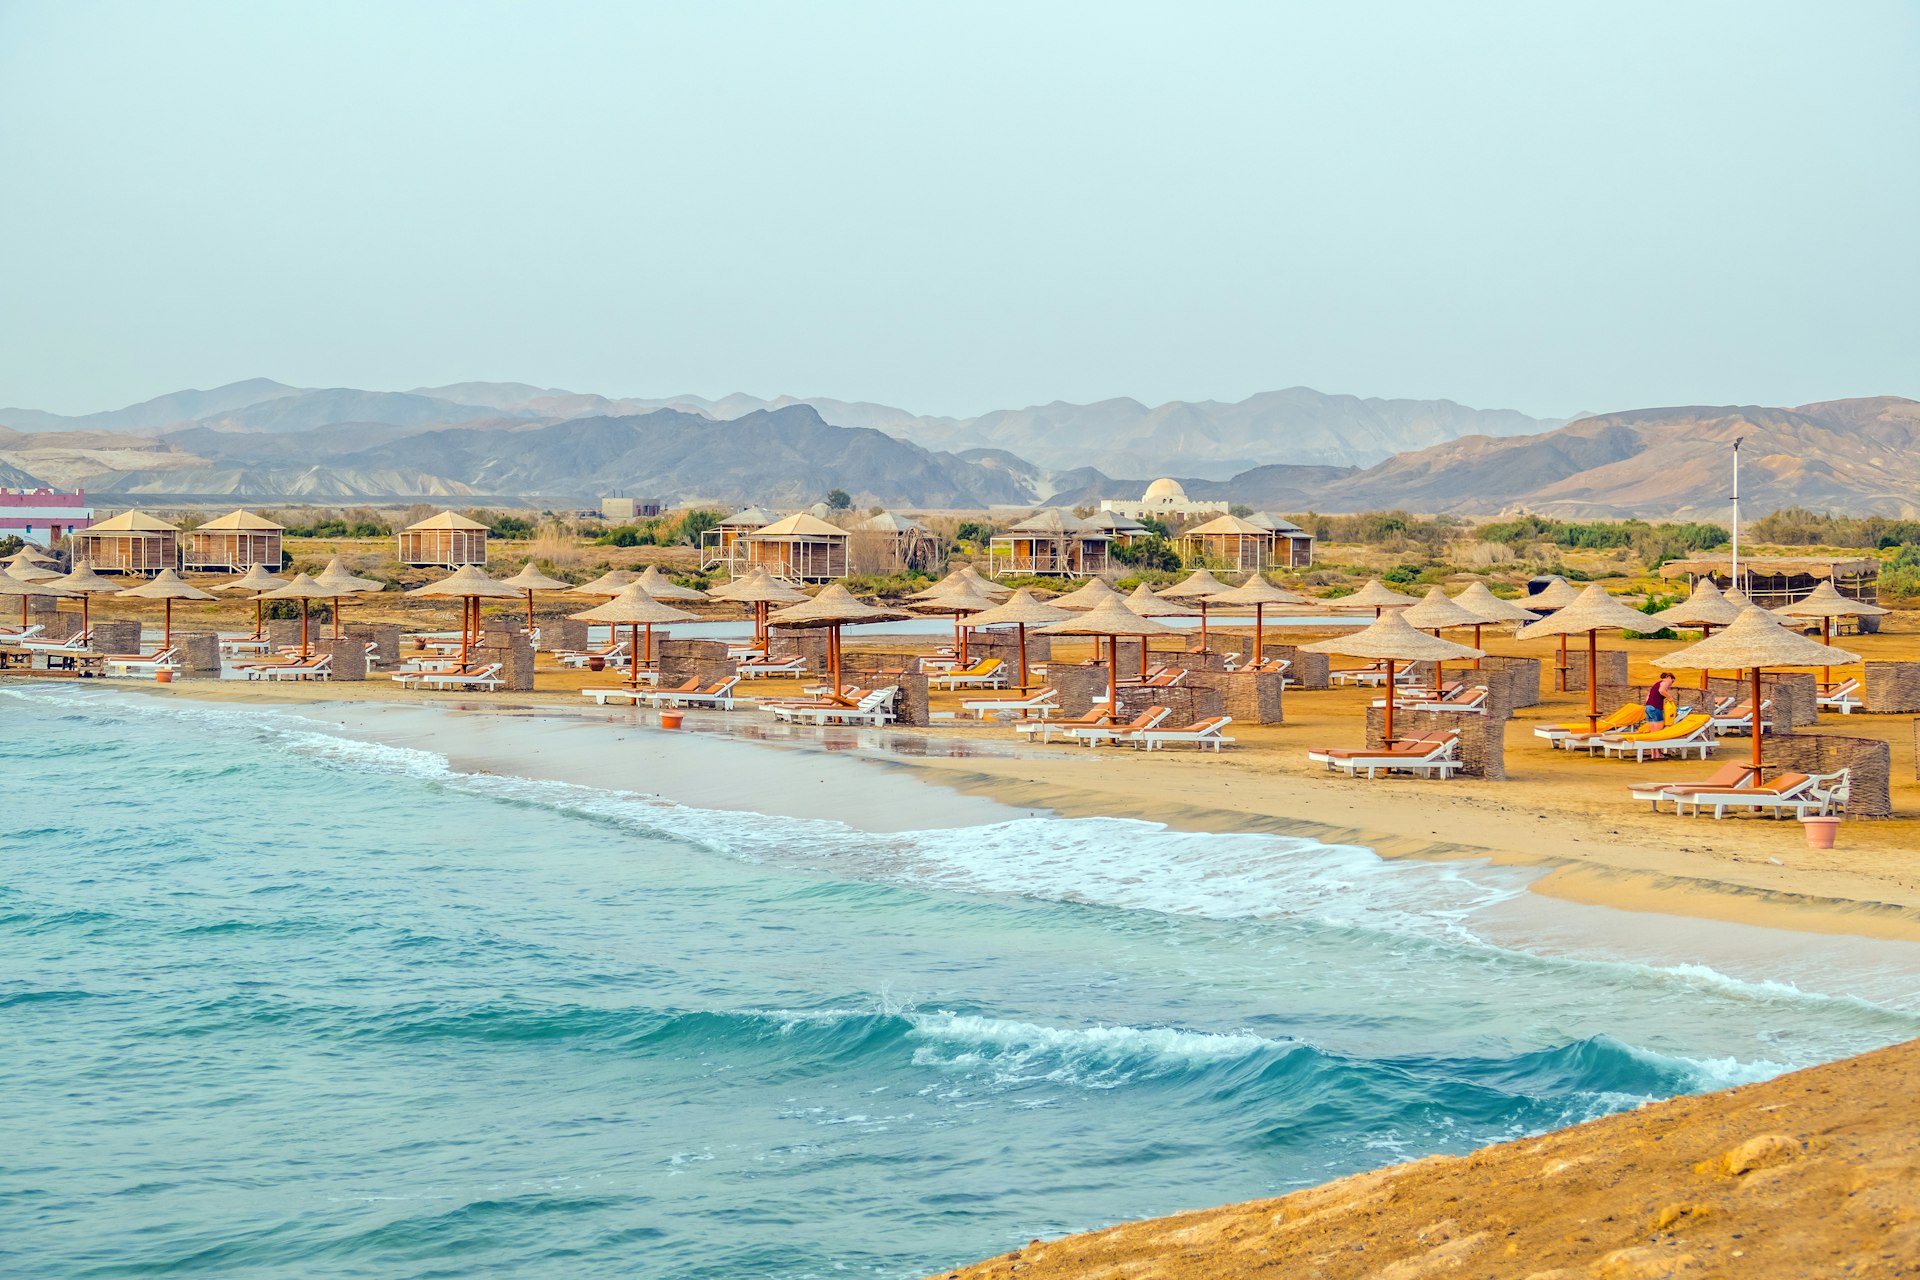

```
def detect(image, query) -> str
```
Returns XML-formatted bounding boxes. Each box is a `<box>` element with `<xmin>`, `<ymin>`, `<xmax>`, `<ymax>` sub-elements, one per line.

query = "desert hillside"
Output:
<box><xmin>930</xmin><ymin>1039</ymin><xmax>1920</xmax><ymax>1279</ymax></box>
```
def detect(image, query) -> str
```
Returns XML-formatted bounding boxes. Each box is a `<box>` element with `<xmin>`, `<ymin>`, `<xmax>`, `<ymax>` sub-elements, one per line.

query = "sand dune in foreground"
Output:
<box><xmin>930</xmin><ymin>1039</ymin><xmax>1920</xmax><ymax>1279</ymax></box>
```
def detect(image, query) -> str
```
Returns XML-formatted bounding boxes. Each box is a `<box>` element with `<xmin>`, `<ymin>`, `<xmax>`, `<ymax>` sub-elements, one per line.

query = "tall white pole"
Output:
<box><xmin>1730</xmin><ymin>437</ymin><xmax>1743</xmax><ymax>595</ymax></box>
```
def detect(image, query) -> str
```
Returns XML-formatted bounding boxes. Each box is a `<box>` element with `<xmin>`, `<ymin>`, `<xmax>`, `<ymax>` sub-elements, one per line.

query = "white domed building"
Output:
<box><xmin>1099</xmin><ymin>477</ymin><xmax>1229</xmax><ymax>522</ymax></box>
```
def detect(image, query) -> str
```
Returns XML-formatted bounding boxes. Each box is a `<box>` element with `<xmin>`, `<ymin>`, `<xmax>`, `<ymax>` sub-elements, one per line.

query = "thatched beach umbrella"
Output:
<box><xmin>117</xmin><ymin>569</ymin><xmax>214</xmax><ymax>651</ymax></box>
<box><xmin>1515</xmin><ymin>585</ymin><xmax>1658</xmax><ymax>734</ymax></box>
<box><xmin>635</xmin><ymin>565</ymin><xmax>707</xmax><ymax>602</ymax></box>
<box><xmin>501</xmin><ymin>562</ymin><xmax>572</xmax><ymax>633</ymax></box>
<box><xmin>1774</xmin><ymin>582</ymin><xmax>1887</xmax><ymax>686</ymax></box>
<box><xmin>708</xmin><ymin>566</ymin><xmax>808</xmax><ymax>650</ymax></box>
<box><xmin>1338</xmin><ymin>578</ymin><xmax>1420</xmax><ymax>617</ymax></box>
<box><xmin>0</xmin><ymin>567</ymin><xmax>77</xmax><ymax>633</ymax></box>
<box><xmin>1159</xmin><ymin>567</ymin><xmax>1232</xmax><ymax>652</ymax></box>
<box><xmin>1403</xmin><ymin>587</ymin><xmax>1490</xmax><ymax>684</ymax></box>
<box><xmin>1450</xmin><ymin>581</ymin><xmax>1539</xmax><ymax>667</ymax></box>
<box><xmin>569</xmin><ymin>583</ymin><xmax>699</xmax><ymax>686</ymax></box>
<box><xmin>256</xmin><ymin>574</ymin><xmax>356</xmax><ymax>658</ymax></box>
<box><xmin>958</xmin><ymin>588</ymin><xmax>1068</xmax><ymax>692</ymax></box>
<box><xmin>215</xmin><ymin>564</ymin><xmax>289</xmax><ymax>638</ymax></box>
<box><xmin>1658</xmin><ymin>607</ymin><xmax>1860</xmax><ymax>771</ymax></box>
<box><xmin>312</xmin><ymin>556</ymin><xmax>385</xmax><ymax>640</ymax></box>
<box><xmin>573</xmin><ymin>568</ymin><xmax>636</xmax><ymax>598</ymax></box>
<box><xmin>43</xmin><ymin>559</ymin><xmax>119</xmax><ymax>635</ymax></box>
<box><xmin>1301</xmin><ymin>611</ymin><xmax>1483</xmax><ymax>745</ymax></box>
<box><xmin>1123</xmin><ymin>584</ymin><xmax>1187</xmax><ymax>677</ymax></box>
<box><xmin>1038</xmin><ymin>595</ymin><xmax>1179</xmax><ymax>714</ymax></box>
<box><xmin>407</xmin><ymin>564</ymin><xmax>523</xmax><ymax>671</ymax></box>
<box><xmin>1528</xmin><ymin>575</ymin><xmax>1587</xmax><ymax>691</ymax></box>
<box><xmin>908</xmin><ymin>568</ymin><xmax>970</xmax><ymax>601</ymax></box>
<box><xmin>958</xmin><ymin>564</ymin><xmax>1009</xmax><ymax>599</ymax></box>
<box><xmin>7</xmin><ymin>544</ymin><xmax>56</xmax><ymax>566</ymax></box>
<box><xmin>913</xmin><ymin>580</ymin><xmax>1000</xmax><ymax>665</ymax></box>
<box><xmin>765</xmin><ymin>584</ymin><xmax>909</xmax><ymax>706</ymax></box>
<box><xmin>1648</xmin><ymin>578</ymin><xmax>1744</xmax><ymax>690</ymax></box>
<box><xmin>1208</xmin><ymin>574</ymin><xmax>1311</xmax><ymax>665</ymax></box>
<box><xmin>2</xmin><ymin>552</ymin><xmax>59</xmax><ymax>582</ymax></box>
<box><xmin>1051</xmin><ymin>577</ymin><xmax>1124</xmax><ymax>612</ymax></box>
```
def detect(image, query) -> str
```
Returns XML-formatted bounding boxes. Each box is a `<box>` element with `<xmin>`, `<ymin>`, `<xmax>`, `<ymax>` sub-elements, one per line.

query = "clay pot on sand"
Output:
<box><xmin>587</xmin><ymin>655</ymin><xmax>606</xmax><ymax>672</ymax></box>
<box><xmin>155</xmin><ymin>669</ymin><xmax>174</xmax><ymax>684</ymax></box>
<box><xmin>1801</xmin><ymin>815</ymin><xmax>1841</xmax><ymax>850</ymax></box>
<box><xmin>659</xmin><ymin>710</ymin><xmax>684</xmax><ymax>730</ymax></box>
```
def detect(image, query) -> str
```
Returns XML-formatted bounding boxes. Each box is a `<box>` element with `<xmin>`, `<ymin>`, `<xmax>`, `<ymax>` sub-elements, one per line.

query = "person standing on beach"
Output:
<box><xmin>1645</xmin><ymin>671</ymin><xmax>1678</xmax><ymax>760</ymax></box>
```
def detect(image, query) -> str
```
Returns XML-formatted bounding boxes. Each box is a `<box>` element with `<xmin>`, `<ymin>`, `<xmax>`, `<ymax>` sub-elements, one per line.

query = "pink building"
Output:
<box><xmin>0</xmin><ymin>488</ymin><xmax>95</xmax><ymax>544</ymax></box>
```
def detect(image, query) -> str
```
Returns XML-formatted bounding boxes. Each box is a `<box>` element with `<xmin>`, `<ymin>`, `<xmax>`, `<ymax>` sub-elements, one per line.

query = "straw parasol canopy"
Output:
<box><xmin>0</xmin><ymin>567</ymin><xmax>77</xmax><ymax>635</ymax></box>
<box><xmin>635</xmin><ymin>565</ymin><xmax>707</xmax><ymax>602</ymax></box>
<box><xmin>1773</xmin><ymin>581</ymin><xmax>1887</xmax><ymax>684</ymax></box>
<box><xmin>1159</xmin><ymin>567</ymin><xmax>1234</xmax><ymax>651</ymax></box>
<box><xmin>707</xmin><ymin>566</ymin><xmax>809</xmax><ymax>650</ymax></box>
<box><xmin>216</xmin><ymin>563</ymin><xmax>291</xmax><ymax>638</ymax></box>
<box><xmin>256</xmin><ymin>574</ymin><xmax>359</xmax><ymax>657</ymax></box>
<box><xmin>498</xmin><ymin>561</ymin><xmax>574</xmax><ymax>635</ymax></box>
<box><xmin>1446</xmin><ymin>581</ymin><xmax>1539</xmax><ymax>669</ymax></box>
<box><xmin>1528</xmin><ymin>576</ymin><xmax>1582</xmax><ymax>610</ymax></box>
<box><xmin>7</xmin><ymin>543</ymin><xmax>56</xmax><ymax>565</ymax></box>
<box><xmin>573</xmin><ymin>568</ymin><xmax>636</xmax><ymax>597</ymax></box>
<box><xmin>956</xmin><ymin>588</ymin><xmax>1068</xmax><ymax>692</ymax></box>
<box><xmin>44</xmin><ymin>559</ymin><xmax>124</xmax><ymax>635</ymax></box>
<box><xmin>1516</xmin><ymin>585</ymin><xmax>1660</xmax><ymax>732</ymax></box>
<box><xmin>1122</xmin><ymin>584</ymin><xmax>1186</xmax><ymax>677</ymax></box>
<box><xmin>117</xmin><ymin>568</ymin><xmax>215</xmax><ymax>651</ymax></box>
<box><xmin>408</xmin><ymin>565</ymin><xmax>523</xmax><ymax>670</ymax></box>
<box><xmin>766</xmin><ymin>584</ymin><xmax>911</xmax><ymax>705</ymax></box>
<box><xmin>914</xmin><ymin>580</ymin><xmax>1001</xmax><ymax>665</ymax></box>
<box><xmin>569</xmin><ymin>582</ymin><xmax>700</xmax><ymax>686</ymax></box>
<box><xmin>1039</xmin><ymin>595</ymin><xmax>1179</xmax><ymax>714</ymax></box>
<box><xmin>1337</xmin><ymin>578</ymin><xmax>1420</xmax><ymax>616</ymax></box>
<box><xmin>1649</xmin><ymin>578</ymin><xmax>1745</xmax><ymax>689</ymax></box>
<box><xmin>1207</xmin><ymin>574</ymin><xmax>1312</xmax><ymax>664</ymax></box>
<box><xmin>1050</xmin><ymin>577</ymin><xmax>1124</xmax><ymax>612</ymax></box>
<box><xmin>908</xmin><ymin>568</ymin><xmax>970</xmax><ymax>601</ymax></box>
<box><xmin>958</xmin><ymin>564</ymin><xmax>1010</xmax><ymax>598</ymax></box>
<box><xmin>313</xmin><ymin>556</ymin><xmax>384</xmax><ymax>593</ymax></box>
<box><xmin>1659</xmin><ymin>607</ymin><xmax>1862</xmax><ymax>770</ymax></box>
<box><xmin>1301</xmin><ymin>611</ymin><xmax>1484</xmax><ymax>743</ymax></box>
<box><xmin>1403</xmin><ymin>587</ymin><xmax>1485</xmax><ymax>633</ymax></box>
<box><xmin>2</xmin><ymin>550</ymin><xmax>59</xmax><ymax>581</ymax></box>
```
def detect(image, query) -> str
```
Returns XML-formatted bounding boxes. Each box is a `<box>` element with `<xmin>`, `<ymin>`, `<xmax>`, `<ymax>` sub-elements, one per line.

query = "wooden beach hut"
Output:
<box><xmin>1180</xmin><ymin>514</ymin><xmax>1281</xmax><ymax>572</ymax></box>
<box><xmin>1244</xmin><ymin>513</ymin><xmax>1315</xmax><ymax>568</ymax></box>
<box><xmin>988</xmin><ymin>509</ymin><xmax>1111</xmax><ymax>579</ymax></box>
<box><xmin>700</xmin><ymin>506</ymin><xmax>776</xmax><ymax>576</ymax></box>
<box><xmin>854</xmin><ymin>511</ymin><xmax>939</xmax><ymax>572</ymax></box>
<box><xmin>182</xmin><ymin>509</ymin><xmax>283</xmax><ymax>572</ymax></box>
<box><xmin>1085</xmin><ymin>510</ymin><xmax>1150</xmax><ymax>548</ymax></box>
<box><xmin>397</xmin><ymin>511</ymin><xmax>489</xmax><ymax>568</ymax></box>
<box><xmin>71</xmin><ymin>510</ymin><xmax>178</xmax><ymax>575</ymax></box>
<box><xmin>743</xmin><ymin>513</ymin><xmax>850</xmax><ymax>583</ymax></box>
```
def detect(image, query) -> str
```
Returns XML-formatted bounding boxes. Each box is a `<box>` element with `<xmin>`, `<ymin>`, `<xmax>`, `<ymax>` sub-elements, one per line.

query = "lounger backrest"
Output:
<box><xmin>1763</xmin><ymin>772</ymin><xmax>1812</xmax><ymax>795</ymax></box>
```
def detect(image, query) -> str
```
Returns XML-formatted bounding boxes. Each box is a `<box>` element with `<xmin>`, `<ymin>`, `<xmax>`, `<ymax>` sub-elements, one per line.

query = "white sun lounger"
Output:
<box><xmin>1136</xmin><ymin>715</ymin><xmax>1235</xmax><ymax>751</ymax></box>
<box><xmin>962</xmin><ymin>687</ymin><xmax>1060</xmax><ymax>720</ymax></box>
<box><xmin>1674</xmin><ymin>771</ymin><xmax>1831</xmax><ymax>820</ymax></box>
<box><xmin>15</xmin><ymin>629</ymin><xmax>92</xmax><ymax>654</ymax></box>
<box><xmin>1817</xmin><ymin>678</ymin><xmax>1862</xmax><ymax>715</ymax></box>
<box><xmin>1307</xmin><ymin>733</ymin><xmax>1462</xmax><ymax>779</ymax></box>
<box><xmin>0</xmin><ymin>624</ymin><xmax>45</xmax><ymax>643</ymax></box>
<box><xmin>102</xmin><ymin>648</ymin><xmax>181</xmax><ymax>679</ymax></box>
<box><xmin>769</xmin><ymin>686</ymin><xmax>897</xmax><ymax>726</ymax></box>
<box><xmin>557</xmin><ymin>642</ymin><xmax>629</xmax><ymax>669</ymax></box>
<box><xmin>738</xmin><ymin>654</ymin><xmax>808</xmax><ymax>678</ymax></box>
<box><xmin>395</xmin><ymin>662</ymin><xmax>504</xmax><ymax>691</ymax></box>
<box><xmin>1593</xmin><ymin>717</ymin><xmax>1718</xmax><ymax>763</ymax></box>
<box><xmin>655</xmin><ymin>677</ymin><xmax>739</xmax><ymax>709</ymax></box>
<box><xmin>1064</xmin><ymin>706</ymin><xmax>1171</xmax><ymax>747</ymax></box>
<box><xmin>928</xmin><ymin>659</ymin><xmax>1006</xmax><ymax>690</ymax></box>
<box><xmin>247</xmin><ymin>654</ymin><xmax>333</xmax><ymax>681</ymax></box>
<box><xmin>581</xmin><ymin>687</ymin><xmax>648</xmax><ymax>705</ymax></box>
<box><xmin>1707</xmin><ymin>700</ymin><xmax>1772</xmax><ymax>736</ymax></box>
<box><xmin>1330</xmin><ymin>661</ymin><xmax>1391</xmax><ymax>687</ymax></box>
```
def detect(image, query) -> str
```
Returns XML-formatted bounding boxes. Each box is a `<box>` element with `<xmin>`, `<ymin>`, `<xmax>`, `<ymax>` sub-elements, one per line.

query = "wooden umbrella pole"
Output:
<box><xmin>1016</xmin><ymin>623</ymin><xmax>1029</xmax><ymax>693</ymax></box>
<box><xmin>1822</xmin><ymin>616</ymin><xmax>1833</xmax><ymax>686</ymax></box>
<box><xmin>253</xmin><ymin>597</ymin><xmax>263</xmax><ymax>639</ymax></box>
<box><xmin>300</xmin><ymin>598</ymin><xmax>311</xmax><ymax>657</ymax></box>
<box><xmin>1197</xmin><ymin>601</ymin><xmax>1209</xmax><ymax>652</ymax></box>
<box><xmin>1139</xmin><ymin>633</ymin><xmax>1149</xmax><ymax>679</ymax></box>
<box><xmin>525</xmin><ymin>589</ymin><xmax>535</xmax><ymax>631</ymax></box>
<box><xmin>1252</xmin><ymin>604</ymin><xmax>1265</xmax><ymax>664</ymax></box>
<box><xmin>1558</xmin><ymin>635</ymin><xmax>1568</xmax><ymax>691</ymax></box>
<box><xmin>1586</xmin><ymin>630</ymin><xmax>1599</xmax><ymax>733</ymax></box>
<box><xmin>1751</xmin><ymin>664</ymin><xmax>1764</xmax><ymax>772</ymax></box>
<box><xmin>1384</xmin><ymin>658</ymin><xmax>1396</xmax><ymax>745</ymax></box>
<box><xmin>958</xmin><ymin>616</ymin><xmax>969</xmax><ymax>664</ymax></box>
<box><xmin>1106</xmin><ymin>633</ymin><xmax>1118</xmax><ymax>715</ymax></box>
<box><xmin>1701</xmin><ymin>623</ymin><xmax>1713</xmax><ymax>690</ymax></box>
<box><xmin>163</xmin><ymin>598</ymin><xmax>173</xmax><ymax>650</ymax></box>
<box><xmin>1472</xmin><ymin>624</ymin><xmax>1483</xmax><ymax>670</ymax></box>
<box><xmin>829</xmin><ymin>626</ymin><xmax>844</xmax><ymax>703</ymax></box>
<box><xmin>630</xmin><ymin>621</ymin><xmax>641</xmax><ymax>686</ymax></box>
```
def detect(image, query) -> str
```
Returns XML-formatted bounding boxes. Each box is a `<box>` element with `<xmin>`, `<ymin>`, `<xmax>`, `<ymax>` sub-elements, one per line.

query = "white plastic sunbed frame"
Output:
<box><xmin>247</xmin><ymin>654</ymin><xmax>333</xmax><ymax>681</ymax></box>
<box><xmin>1306</xmin><ymin>736</ymin><xmax>1462</xmax><ymax>780</ymax></box>
<box><xmin>1136</xmin><ymin>715</ymin><xmax>1235</xmax><ymax>752</ymax></box>
<box><xmin>102</xmin><ymin>647</ymin><xmax>181</xmax><ymax>678</ymax></box>
<box><xmin>961</xmin><ymin>688</ymin><xmax>1059</xmax><ymax>720</ymax></box>
<box><xmin>394</xmin><ymin>662</ymin><xmax>504</xmax><ymax>691</ymax></box>
<box><xmin>768</xmin><ymin>686</ymin><xmax>897</xmax><ymax>726</ymax></box>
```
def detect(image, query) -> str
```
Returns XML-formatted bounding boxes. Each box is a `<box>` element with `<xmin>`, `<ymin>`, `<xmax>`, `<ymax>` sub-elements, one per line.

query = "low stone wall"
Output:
<box><xmin>345</xmin><ymin>622</ymin><xmax>403</xmax><ymax>667</ymax></box>
<box><xmin>267</xmin><ymin>618</ymin><xmax>302</xmax><ymax>653</ymax></box>
<box><xmin>1766</xmin><ymin>734</ymin><xmax>1892</xmax><ymax>818</ymax></box>
<box><xmin>1480</xmin><ymin>655</ymin><xmax>1540</xmax><ymax>709</ymax></box>
<box><xmin>316</xmin><ymin>635</ymin><xmax>370</xmax><ymax>681</ymax></box>
<box><xmin>550</xmin><ymin>617</ymin><xmax>590</xmax><ymax>653</ymax></box>
<box><xmin>843</xmin><ymin>658</ymin><xmax>928</xmax><ymax>726</ymax></box>
<box><xmin>472</xmin><ymin>635</ymin><xmax>535</xmax><ymax>691</ymax></box>
<box><xmin>1707</xmin><ymin>673</ymin><xmax>1818</xmax><ymax>730</ymax></box>
<box><xmin>1265</xmin><ymin>643</ymin><xmax>1329</xmax><ymax>690</ymax></box>
<box><xmin>1861</xmin><ymin>661</ymin><xmax>1920</xmax><ymax>714</ymax></box>
<box><xmin>174</xmin><ymin>632</ymin><xmax>221</xmax><ymax>674</ymax></box>
<box><xmin>1180</xmin><ymin>668</ymin><xmax>1284</xmax><ymax>725</ymax></box>
<box><xmin>26</xmin><ymin>605</ymin><xmax>84</xmax><ymax>641</ymax></box>
<box><xmin>657</xmin><ymin>638</ymin><xmax>737</xmax><ymax>689</ymax></box>
<box><xmin>1113</xmin><ymin>682</ymin><xmax>1224</xmax><ymax>728</ymax></box>
<box><xmin>1049</xmin><ymin>662</ymin><xmax>1119</xmax><ymax>716</ymax></box>
<box><xmin>1363</xmin><ymin>706</ymin><xmax>1506</xmax><ymax>780</ymax></box>
<box><xmin>1562</xmin><ymin>648</ymin><xmax>1629</xmax><ymax>692</ymax></box>
<box><xmin>767</xmin><ymin>627</ymin><xmax>830</xmax><ymax>673</ymax></box>
<box><xmin>969</xmin><ymin>628</ymin><xmax>1051</xmax><ymax>668</ymax></box>
<box><xmin>90</xmin><ymin>620</ymin><xmax>141</xmax><ymax>655</ymax></box>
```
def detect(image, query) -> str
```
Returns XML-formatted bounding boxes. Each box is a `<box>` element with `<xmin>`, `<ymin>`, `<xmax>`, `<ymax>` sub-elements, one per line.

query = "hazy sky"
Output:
<box><xmin>2</xmin><ymin>1</ymin><xmax>1915</xmax><ymax>419</ymax></box>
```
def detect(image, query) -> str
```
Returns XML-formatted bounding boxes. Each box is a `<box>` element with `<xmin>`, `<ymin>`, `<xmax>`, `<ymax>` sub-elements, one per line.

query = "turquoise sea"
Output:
<box><xmin>4</xmin><ymin>687</ymin><xmax>1918</xmax><ymax>1278</ymax></box>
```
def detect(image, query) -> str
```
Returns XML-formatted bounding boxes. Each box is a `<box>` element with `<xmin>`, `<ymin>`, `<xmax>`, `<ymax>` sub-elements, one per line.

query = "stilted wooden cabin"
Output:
<box><xmin>743</xmin><ymin>513</ymin><xmax>850</xmax><ymax>583</ymax></box>
<box><xmin>855</xmin><ymin>511</ymin><xmax>938</xmax><ymax>571</ymax></box>
<box><xmin>700</xmin><ymin>506</ymin><xmax>775</xmax><ymax>575</ymax></box>
<box><xmin>1180</xmin><ymin>514</ymin><xmax>1284</xmax><ymax>571</ymax></box>
<box><xmin>988</xmin><ymin>509</ymin><xmax>1112</xmax><ymax>579</ymax></box>
<box><xmin>71</xmin><ymin>510</ymin><xmax>178</xmax><ymax>575</ymax></box>
<box><xmin>182</xmin><ymin>509</ymin><xmax>284</xmax><ymax>571</ymax></box>
<box><xmin>397</xmin><ymin>511</ymin><xmax>489</xmax><ymax>567</ymax></box>
<box><xmin>1086</xmin><ymin>510</ymin><xmax>1150</xmax><ymax>547</ymax></box>
<box><xmin>1246</xmin><ymin>512</ymin><xmax>1315</xmax><ymax>568</ymax></box>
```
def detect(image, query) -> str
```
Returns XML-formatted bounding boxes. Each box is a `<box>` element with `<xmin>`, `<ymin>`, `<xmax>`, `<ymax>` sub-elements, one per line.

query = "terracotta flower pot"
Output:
<box><xmin>155</xmin><ymin>669</ymin><xmax>174</xmax><ymax>684</ymax></box>
<box><xmin>1800</xmin><ymin>815</ymin><xmax>1841</xmax><ymax>850</ymax></box>
<box><xmin>587</xmin><ymin>655</ymin><xmax>605</xmax><ymax>672</ymax></box>
<box><xmin>659</xmin><ymin>710</ymin><xmax>684</xmax><ymax>730</ymax></box>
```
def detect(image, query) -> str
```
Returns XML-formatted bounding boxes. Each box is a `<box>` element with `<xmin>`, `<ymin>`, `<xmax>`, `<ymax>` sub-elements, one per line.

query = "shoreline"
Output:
<box><xmin>23</xmin><ymin>676</ymin><xmax>1920</xmax><ymax>947</ymax></box>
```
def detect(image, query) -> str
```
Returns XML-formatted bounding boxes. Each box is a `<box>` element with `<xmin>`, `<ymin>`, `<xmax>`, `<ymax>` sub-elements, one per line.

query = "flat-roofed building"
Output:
<box><xmin>0</xmin><ymin>487</ymin><xmax>94</xmax><ymax>544</ymax></box>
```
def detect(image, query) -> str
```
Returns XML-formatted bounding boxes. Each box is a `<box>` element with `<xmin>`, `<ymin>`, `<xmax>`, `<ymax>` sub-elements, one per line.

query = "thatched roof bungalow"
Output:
<box><xmin>71</xmin><ymin>510</ymin><xmax>178</xmax><ymax>575</ymax></box>
<box><xmin>397</xmin><ymin>511</ymin><xmax>489</xmax><ymax>567</ymax></box>
<box><xmin>182</xmin><ymin>509</ymin><xmax>284</xmax><ymax>571</ymax></box>
<box><xmin>988</xmin><ymin>509</ymin><xmax>1112</xmax><ymax>579</ymax></box>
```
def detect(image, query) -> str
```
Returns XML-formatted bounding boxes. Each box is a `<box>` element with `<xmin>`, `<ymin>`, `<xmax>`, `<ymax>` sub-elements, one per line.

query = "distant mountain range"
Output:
<box><xmin>1</xmin><ymin>380</ymin><xmax>1914</xmax><ymax>517</ymax></box>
